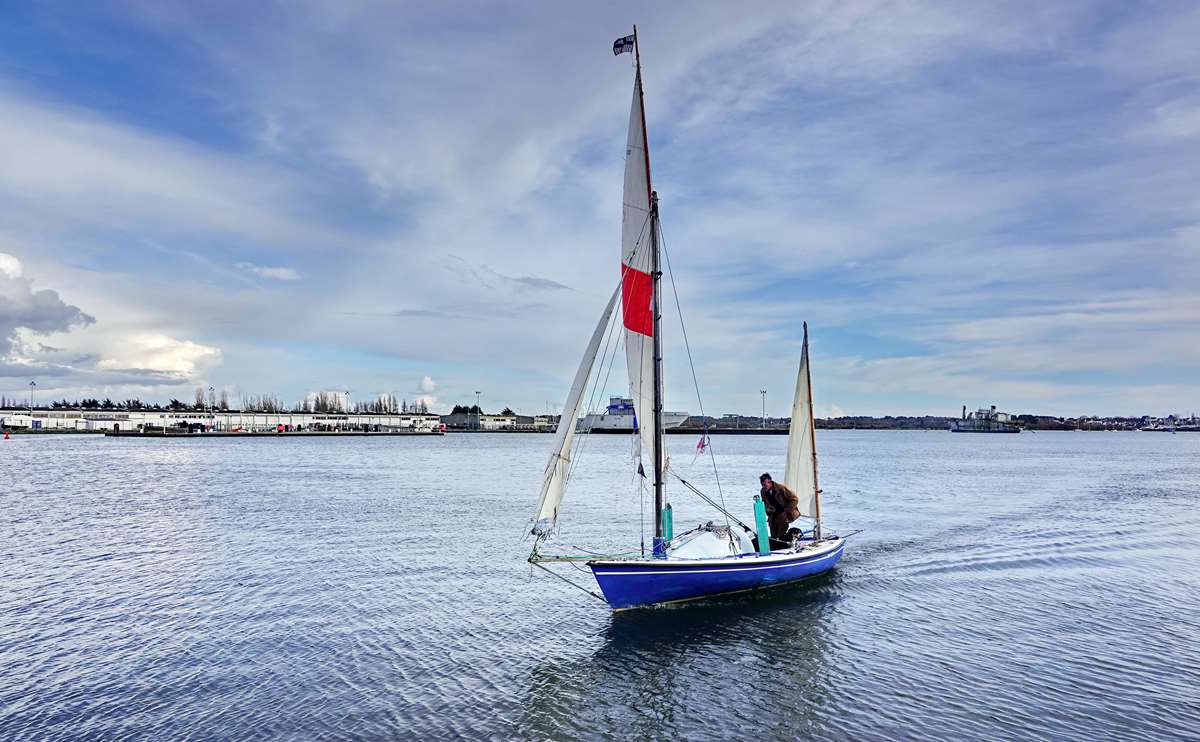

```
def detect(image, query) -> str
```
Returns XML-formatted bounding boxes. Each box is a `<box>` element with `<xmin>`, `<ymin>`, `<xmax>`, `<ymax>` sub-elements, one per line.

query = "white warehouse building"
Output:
<box><xmin>0</xmin><ymin>408</ymin><xmax>442</xmax><ymax>433</ymax></box>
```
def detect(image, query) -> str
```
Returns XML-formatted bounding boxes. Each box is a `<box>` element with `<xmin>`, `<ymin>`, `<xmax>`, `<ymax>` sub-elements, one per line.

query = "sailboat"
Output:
<box><xmin>527</xmin><ymin>28</ymin><xmax>846</xmax><ymax>610</ymax></box>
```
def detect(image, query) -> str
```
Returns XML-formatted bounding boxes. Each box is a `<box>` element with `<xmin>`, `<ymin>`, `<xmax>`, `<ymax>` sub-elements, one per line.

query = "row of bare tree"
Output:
<box><xmin>208</xmin><ymin>389</ymin><xmax>430</xmax><ymax>414</ymax></box>
<box><xmin>1</xmin><ymin>389</ymin><xmax>429</xmax><ymax>414</ymax></box>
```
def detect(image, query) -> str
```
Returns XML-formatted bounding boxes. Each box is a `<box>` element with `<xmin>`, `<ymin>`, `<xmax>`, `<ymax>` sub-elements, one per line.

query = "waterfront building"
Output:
<box><xmin>0</xmin><ymin>408</ymin><xmax>441</xmax><ymax>433</ymax></box>
<box><xmin>439</xmin><ymin>412</ymin><xmax>521</xmax><ymax>430</ymax></box>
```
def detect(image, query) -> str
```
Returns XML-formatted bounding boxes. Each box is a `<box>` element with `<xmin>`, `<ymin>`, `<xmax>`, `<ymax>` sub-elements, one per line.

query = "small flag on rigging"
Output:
<box><xmin>696</xmin><ymin>434</ymin><xmax>710</xmax><ymax>453</ymax></box>
<box><xmin>613</xmin><ymin>34</ymin><xmax>635</xmax><ymax>56</ymax></box>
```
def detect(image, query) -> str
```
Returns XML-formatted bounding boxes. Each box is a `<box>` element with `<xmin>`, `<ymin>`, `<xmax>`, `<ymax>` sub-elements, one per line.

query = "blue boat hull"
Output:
<box><xmin>588</xmin><ymin>538</ymin><xmax>846</xmax><ymax>610</ymax></box>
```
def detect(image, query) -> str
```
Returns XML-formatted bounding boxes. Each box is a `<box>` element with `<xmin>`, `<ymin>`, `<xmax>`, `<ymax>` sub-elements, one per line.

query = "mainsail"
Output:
<box><xmin>620</xmin><ymin>61</ymin><xmax>659</xmax><ymax>468</ymax></box>
<box><xmin>530</xmin><ymin>288</ymin><xmax>620</xmax><ymax>538</ymax></box>
<box><xmin>784</xmin><ymin>323</ymin><xmax>820</xmax><ymax>522</ymax></box>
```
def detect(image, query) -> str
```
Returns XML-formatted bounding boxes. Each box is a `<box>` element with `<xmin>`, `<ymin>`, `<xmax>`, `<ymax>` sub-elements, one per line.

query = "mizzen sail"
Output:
<box><xmin>784</xmin><ymin>323</ymin><xmax>820</xmax><ymax>521</ymax></box>
<box><xmin>530</xmin><ymin>288</ymin><xmax>620</xmax><ymax>538</ymax></box>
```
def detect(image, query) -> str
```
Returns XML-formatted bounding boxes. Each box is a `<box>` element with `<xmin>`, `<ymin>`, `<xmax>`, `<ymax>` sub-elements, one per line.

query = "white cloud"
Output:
<box><xmin>97</xmin><ymin>333</ymin><xmax>221</xmax><ymax>378</ymax></box>
<box><xmin>0</xmin><ymin>255</ymin><xmax>222</xmax><ymax>398</ymax></box>
<box><xmin>413</xmin><ymin>394</ymin><xmax>439</xmax><ymax>412</ymax></box>
<box><xmin>0</xmin><ymin>91</ymin><xmax>342</xmax><ymax>249</ymax></box>
<box><xmin>418</xmin><ymin>375</ymin><xmax>436</xmax><ymax>394</ymax></box>
<box><xmin>1139</xmin><ymin>96</ymin><xmax>1200</xmax><ymax>141</ymax></box>
<box><xmin>0</xmin><ymin>252</ymin><xmax>22</xmax><ymax>279</ymax></box>
<box><xmin>236</xmin><ymin>262</ymin><xmax>301</xmax><ymax>281</ymax></box>
<box><xmin>0</xmin><ymin>253</ymin><xmax>94</xmax><ymax>359</ymax></box>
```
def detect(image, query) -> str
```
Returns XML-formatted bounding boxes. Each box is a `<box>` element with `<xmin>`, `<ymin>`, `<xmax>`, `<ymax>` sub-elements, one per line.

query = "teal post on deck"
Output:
<box><xmin>754</xmin><ymin>495</ymin><xmax>770</xmax><ymax>554</ymax></box>
<box><xmin>663</xmin><ymin>504</ymin><xmax>673</xmax><ymax>541</ymax></box>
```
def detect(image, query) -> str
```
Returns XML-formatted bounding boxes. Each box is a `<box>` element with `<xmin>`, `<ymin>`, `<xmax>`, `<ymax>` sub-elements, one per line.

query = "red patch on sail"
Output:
<box><xmin>621</xmin><ymin>266</ymin><xmax>654</xmax><ymax>336</ymax></box>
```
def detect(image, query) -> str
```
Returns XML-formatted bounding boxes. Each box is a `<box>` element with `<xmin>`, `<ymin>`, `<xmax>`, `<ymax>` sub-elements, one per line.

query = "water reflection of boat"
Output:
<box><xmin>517</xmin><ymin>570</ymin><xmax>842</xmax><ymax>738</ymax></box>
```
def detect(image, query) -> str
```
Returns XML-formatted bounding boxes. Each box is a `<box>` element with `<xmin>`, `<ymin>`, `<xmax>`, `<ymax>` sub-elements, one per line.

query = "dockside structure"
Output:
<box><xmin>1</xmin><ymin>407</ymin><xmax>566</xmax><ymax>433</ymax></box>
<box><xmin>0</xmin><ymin>408</ymin><xmax>442</xmax><ymax>433</ymax></box>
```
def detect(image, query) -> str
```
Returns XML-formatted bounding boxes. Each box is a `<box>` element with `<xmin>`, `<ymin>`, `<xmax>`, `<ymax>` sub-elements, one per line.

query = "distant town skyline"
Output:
<box><xmin>2</xmin><ymin>3</ymin><xmax>1199</xmax><ymax>418</ymax></box>
<box><xmin>4</xmin><ymin>391</ymin><xmax>1198</xmax><ymax>426</ymax></box>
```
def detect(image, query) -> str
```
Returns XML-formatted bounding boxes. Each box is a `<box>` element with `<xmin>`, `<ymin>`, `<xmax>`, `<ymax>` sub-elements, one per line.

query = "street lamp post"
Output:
<box><xmin>475</xmin><ymin>391</ymin><xmax>481</xmax><ymax>431</ymax></box>
<box><xmin>208</xmin><ymin>386</ymin><xmax>215</xmax><ymax>432</ymax></box>
<box><xmin>760</xmin><ymin>389</ymin><xmax>767</xmax><ymax>430</ymax></box>
<box><xmin>344</xmin><ymin>391</ymin><xmax>351</xmax><ymax>431</ymax></box>
<box><xmin>29</xmin><ymin>380</ymin><xmax>36</xmax><ymax>415</ymax></box>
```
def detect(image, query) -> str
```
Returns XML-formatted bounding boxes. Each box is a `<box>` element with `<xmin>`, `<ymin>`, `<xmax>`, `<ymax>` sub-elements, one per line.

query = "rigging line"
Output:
<box><xmin>639</xmin><ymin>466</ymin><xmax>646</xmax><ymax>556</ymax></box>
<box><xmin>589</xmin><ymin>206</ymin><xmax>651</xmax><ymax>430</ymax></box>
<box><xmin>564</xmin><ymin>310</ymin><xmax>629</xmax><ymax>541</ymax></box>
<box><xmin>569</xmin><ymin>249</ymin><xmax>633</xmax><ymax>483</ymax></box>
<box><xmin>529</xmin><ymin>560</ymin><xmax>608</xmax><ymax>604</ymax></box>
<box><xmin>542</xmin><ymin>231</ymin><xmax>643</xmax><ymax>539</ymax></box>
<box><xmin>561</xmin><ymin>543</ymin><xmax>643</xmax><ymax>557</ymax></box>
<box><xmin>567</xmin><ymin>278</ymin><xmax>625</xmax><ymax>485</ymax></box>
<box><xmin>566</xmin><ymin>325</ymin><xmax>621</xmax><ymax>496</ymax></box>
<box><xmin>669</xmin><ymin>470</ymin><xmax>755</xmax><ymax>534</ymax></box>
<box><xmin>616</xmin><ymin>208</ymin><xmax>654</xmax><ymax>474</ymax></box>
<box><xmin>541</xmin><ymin>293</ymin><xmax>617</xmax><ymax>543</ymax></box>
<box><xmin>565</xmin><ymin>212</ymin><xmax>649</xmax><ymax>486</ymax></box>
<box><xmin>557</xmin><ymin>203</ymin><xmax>653</xmax><ymax>539</ymax></box>
<box><xmin>571</xmin><ymin>319</ymin><xmax>636</xmax><ymax>535</ymax></box>
<box><xmin>591</xmin><ymin>334</ymin><xmax>636</xmax><ymax>512</ymax></box>
<box><xmin>588</xmin><ymin>276</ymin><xmax>625</xmax><ymax>420</ymax></box>
<box><xmin>658</xmin><ymin>215</ymin><xmax>730</xmax><ymax>528</ymax></box>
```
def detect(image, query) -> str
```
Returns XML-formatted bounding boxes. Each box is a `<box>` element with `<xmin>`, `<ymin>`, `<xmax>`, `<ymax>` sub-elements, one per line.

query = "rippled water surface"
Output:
<box><xmin>3</xmin><ymin>431</ymin><xmax>1199</xmax><ymax>739</ymax></box>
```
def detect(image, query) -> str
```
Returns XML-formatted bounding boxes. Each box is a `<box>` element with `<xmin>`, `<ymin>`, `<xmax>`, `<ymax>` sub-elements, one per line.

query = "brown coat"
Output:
<box><xmin>761</xmin><ymin>481</ymin><xmax>801</xmax><ymax>538</ymax></box>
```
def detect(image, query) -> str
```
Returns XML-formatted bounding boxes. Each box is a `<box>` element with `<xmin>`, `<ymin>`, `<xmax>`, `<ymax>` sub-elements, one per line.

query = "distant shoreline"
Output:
<box><xmin>103</xmin><ymin>429</ymin><xmax>444</xmax><ymax>438</ymax></box>
<box><xmin>2</xmin><ymin>427</ymin><xmax>1177</xmax><ymax>437</ymax></box>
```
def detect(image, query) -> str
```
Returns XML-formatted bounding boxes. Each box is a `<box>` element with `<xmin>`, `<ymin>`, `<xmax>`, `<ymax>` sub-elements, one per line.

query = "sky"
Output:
<box><xmin>1</xmin><ymin>1</ymin><xmax>1199</xmax><ymax>418</ymax></box>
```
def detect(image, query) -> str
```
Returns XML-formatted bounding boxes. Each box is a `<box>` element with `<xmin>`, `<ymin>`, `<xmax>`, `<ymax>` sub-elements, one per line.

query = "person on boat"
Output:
<box><xmin>759</xmin><ymin>473</ymin><xmax>801</xmax><ymax>543</ymax></box>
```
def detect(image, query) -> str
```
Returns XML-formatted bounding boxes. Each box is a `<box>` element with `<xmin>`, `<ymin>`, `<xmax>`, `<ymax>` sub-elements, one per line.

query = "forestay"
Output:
<box><xmin>530</xmin><ymin>288</ymin><xmax>620</xmax><ymax>538</ymax></box>
<box><xmin>784</xmin><ymin>324</ymin><xmax>820</xmax><ymax>521</ymax></box>
<box><xmin>620</xmin><ymin>68</ymin><xmax>660</xmax><ymax>468</ymax></box>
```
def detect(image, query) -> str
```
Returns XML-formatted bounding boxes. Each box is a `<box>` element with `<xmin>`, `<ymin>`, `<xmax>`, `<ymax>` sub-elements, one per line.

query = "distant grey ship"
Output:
<box><xmin>950</xmin><ymin>404</ymin><xmax>1021</xmax><ymax>433</ymax></box>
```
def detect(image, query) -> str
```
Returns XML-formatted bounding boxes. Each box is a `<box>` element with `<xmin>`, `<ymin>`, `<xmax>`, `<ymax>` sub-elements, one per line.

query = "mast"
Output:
<box><xmin>634</xmin><ymin>27</ymin><xmax>653</xmax><ymax>198</ymax></box>
<box><xmin>650</xmin><ymin>192</ymin><xmax>665</xmax><ymax>554</ymax></box>
<box><xmin>634</xmin><ymin>28</ymin><xmax>666</xmax><ymax>556</ymax></box>
<box><xmin>804</xmin><ymin>322</ymin><xmax>822</xmax><ymax>539</ymax></box>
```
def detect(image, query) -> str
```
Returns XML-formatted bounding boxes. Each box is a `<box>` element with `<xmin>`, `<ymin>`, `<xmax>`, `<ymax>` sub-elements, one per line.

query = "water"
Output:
<box><xmin>2</xmin><ymin>431</ymin><xmax>1198</xmax><ymax>739</ymax></box>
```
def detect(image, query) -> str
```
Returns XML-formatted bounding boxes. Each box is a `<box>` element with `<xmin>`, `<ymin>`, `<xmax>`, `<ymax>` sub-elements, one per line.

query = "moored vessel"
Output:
<box><xmin>578</xmin><ymin>396</ymin><xmax>689</xmax><ymax>432</ymax></box>
<box><xmin>950</xmin><ymin>404</ymin><xmax>1021</xmax><ymax>433</ymax></box>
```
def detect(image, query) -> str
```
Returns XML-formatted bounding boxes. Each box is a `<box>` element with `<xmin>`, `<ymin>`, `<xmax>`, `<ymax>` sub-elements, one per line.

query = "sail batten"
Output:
<box><xmin>530</xmin><ymin>288</ymin><xmax>620</xmax><ymax>538</ymax></box>
<box><xmin>784</xmin><ymin>324</ymin><xmax>820</xmax><ymax>522</ymax></box>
